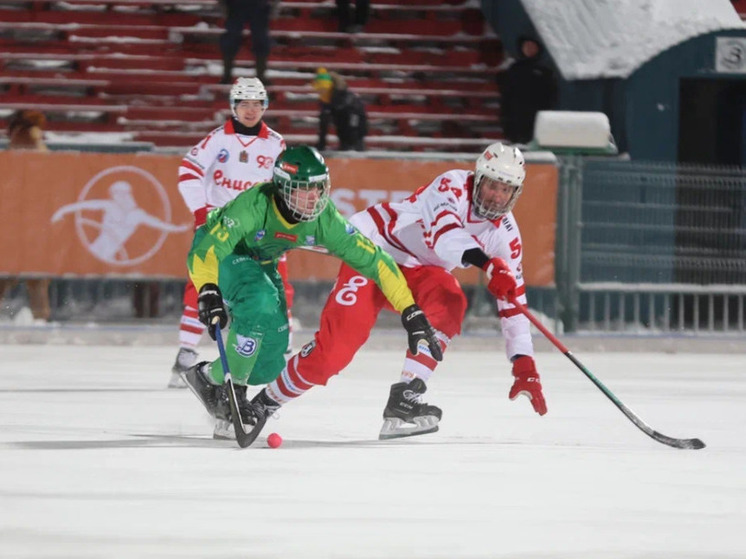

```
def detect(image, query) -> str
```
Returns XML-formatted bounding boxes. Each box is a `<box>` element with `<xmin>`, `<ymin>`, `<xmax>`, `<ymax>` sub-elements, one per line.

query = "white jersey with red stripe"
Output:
<box><xmin>349</xmin><ymin>168</ymin><xmax>534</xmax><ymax>358</ymax></box>
<box><xmin>177</xmin><ymin>119</ymin><xmax>286</xmax><ymax>213</ymax></box>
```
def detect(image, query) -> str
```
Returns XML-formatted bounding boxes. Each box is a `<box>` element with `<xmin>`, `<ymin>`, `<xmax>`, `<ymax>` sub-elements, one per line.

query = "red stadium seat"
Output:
<box><xmin>0</xmin><ymin>0</ymin><xmax>503</xmax><ymax>151</ymax></box>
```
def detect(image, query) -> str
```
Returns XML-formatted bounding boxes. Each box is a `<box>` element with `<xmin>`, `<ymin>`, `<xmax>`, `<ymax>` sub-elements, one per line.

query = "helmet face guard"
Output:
<box><xmin>473</xmin><ymin>142</ymin><xmax>526</xmax><ymax>220</ymax></box>
<box><xmin>229</xmin><ymin>77</ymin><xmax>268</xmax><ymax>118</ymax></box>
<box><xmin>473</xmin><ymin>177</ymin><xmax>522</xmax><ymax>221</ymax></box>
<box><xmin>273</xmin><ymin>146</ymin><xmax>331</xmax><ymax>221</ymax></box>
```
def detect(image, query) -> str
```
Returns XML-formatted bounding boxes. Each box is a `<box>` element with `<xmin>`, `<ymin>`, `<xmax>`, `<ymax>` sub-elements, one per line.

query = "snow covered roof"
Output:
<box><xmin>521</xmin><ymin>0</ymin><xmax>746</xmax><ymax>79</ymax></box>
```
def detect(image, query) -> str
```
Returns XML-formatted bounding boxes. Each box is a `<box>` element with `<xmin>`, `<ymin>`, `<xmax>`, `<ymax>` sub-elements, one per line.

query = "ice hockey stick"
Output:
<box><xmin>509</xmin><ymin>297</ymin><xmax>705</xmax><ymax>450</ymax></box>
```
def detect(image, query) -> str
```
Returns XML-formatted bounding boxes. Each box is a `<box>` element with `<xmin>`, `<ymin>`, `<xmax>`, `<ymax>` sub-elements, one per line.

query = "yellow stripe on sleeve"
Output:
<box><xmin>376</xmin><ymin>259</ymin><xmax>415</xmax><ymax>313</ymax></box>
<box><xmin>189</xmin><ymin>245</ymin><xmax>219</xmax><ymax>292</ymax></box>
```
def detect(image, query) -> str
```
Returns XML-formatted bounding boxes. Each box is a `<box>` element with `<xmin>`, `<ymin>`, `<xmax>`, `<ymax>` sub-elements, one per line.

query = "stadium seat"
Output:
<box><xmin>0</xmin><ymin>0</ymin><xmax>504</xmax><ymax>151</ymax></box>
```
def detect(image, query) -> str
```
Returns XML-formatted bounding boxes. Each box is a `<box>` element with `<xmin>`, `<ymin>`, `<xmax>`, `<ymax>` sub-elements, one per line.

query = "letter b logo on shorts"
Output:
<box><xmin>334</xmin><ymin>275</ymin><xmax>368</xmax><ymax>306</ymax></box>
<box><xmin>234</xmin><ymin>335</ymin><xmax>259</xmax><ymax>357</ymax></box>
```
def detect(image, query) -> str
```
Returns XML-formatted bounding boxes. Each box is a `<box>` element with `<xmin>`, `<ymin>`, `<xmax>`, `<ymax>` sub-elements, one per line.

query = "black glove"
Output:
<box><xmin>198</xmin><ymin>283</ymin><xmax>228</xmax><ymax>340</ymax></box>
<box><xmin>401</xmin><ymin>304</ymin><xmax>443</xmax><ymax>362</ymax></box>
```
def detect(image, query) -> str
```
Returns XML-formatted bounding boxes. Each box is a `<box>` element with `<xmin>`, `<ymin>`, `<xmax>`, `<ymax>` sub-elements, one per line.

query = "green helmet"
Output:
<box><xmin>273</xmin><ymin>146</ymin><xmax>331</xmax><ymax>221</ymax></box>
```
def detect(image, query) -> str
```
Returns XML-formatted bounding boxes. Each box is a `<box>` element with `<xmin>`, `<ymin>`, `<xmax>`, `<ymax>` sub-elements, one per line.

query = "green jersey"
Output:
<box><xmin>188</xmin><ymin>183</ymin><xmax>415</xmax><ymax>313</ymax></box>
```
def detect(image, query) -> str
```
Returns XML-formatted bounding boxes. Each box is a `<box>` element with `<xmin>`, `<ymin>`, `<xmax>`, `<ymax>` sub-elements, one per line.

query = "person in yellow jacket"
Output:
<box><xmin>311</xmin><ymin>68</ymin><xmax>367</xmax><ymax>151</ymax></box>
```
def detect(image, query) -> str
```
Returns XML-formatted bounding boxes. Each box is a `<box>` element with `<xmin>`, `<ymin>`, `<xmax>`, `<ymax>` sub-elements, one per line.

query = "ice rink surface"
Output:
<box><xmin>1</xmin><ymin>339</ymin><xmax>744</xmax><ymax>559</ymax></box>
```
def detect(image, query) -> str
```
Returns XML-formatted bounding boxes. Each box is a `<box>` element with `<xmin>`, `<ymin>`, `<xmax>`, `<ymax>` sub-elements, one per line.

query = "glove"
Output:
<box><xmin>198</xmin><ymin>283</ymin><xmax>228</xmax><ymax>340</ymax></box>
<box><xmin>483</xmin><ymin>257</ymin><xmax>516</xmax><ymax>301</ymax></box>
<box><xmin>401</xmin><ymin>304</ymin><xmax>443</xmax><ymax>362</ymax></box>
<box><xmin>509</xmin><ymin>356</ymin><xmax>547</xmax><ymax>416</ymax></box>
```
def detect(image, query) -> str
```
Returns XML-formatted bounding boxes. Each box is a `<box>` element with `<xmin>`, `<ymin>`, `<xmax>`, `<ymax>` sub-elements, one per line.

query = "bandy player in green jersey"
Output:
<box><xmin>181</xmin><ymin>145</ymin><xmax>442</xmax><ymax>440</ymax></box>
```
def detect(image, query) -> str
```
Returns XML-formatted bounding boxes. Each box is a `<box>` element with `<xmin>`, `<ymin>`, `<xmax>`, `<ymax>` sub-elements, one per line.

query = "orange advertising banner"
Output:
<box><xmin>0</xmin><ymin>151</ymin><xmax>193</xmax><ymax>277</ymax></box>
<box><xmin>0</xmin><ymin>151</ymin><xmax>557</xmax><ymax>286</ymax></box>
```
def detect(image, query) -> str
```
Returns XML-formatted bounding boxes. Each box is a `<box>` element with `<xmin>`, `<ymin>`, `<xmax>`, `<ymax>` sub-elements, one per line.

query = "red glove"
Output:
<box><xmin>193</xmin><ymin>206</ymin><xmax>212</xmax><ymax>230</ymax></box>
<box><xmin>509</xmin><ymin>356</ymin><xmax>547</xmax><ymax>416</ymax></box>
<box><xmin>483</xmin><ymin>257</ymin><xmax>517</xmax><ymax>301</ymax></box>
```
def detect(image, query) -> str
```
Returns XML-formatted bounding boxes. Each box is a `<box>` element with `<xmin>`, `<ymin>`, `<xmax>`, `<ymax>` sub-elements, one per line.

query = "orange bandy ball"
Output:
<box><xmin>267</xmin><ymin>433</ymin><xmax>282</xmax><ymax>448</ymax></box>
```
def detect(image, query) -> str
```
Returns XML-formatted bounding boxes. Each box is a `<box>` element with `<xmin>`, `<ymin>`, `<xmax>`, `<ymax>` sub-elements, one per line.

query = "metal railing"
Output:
<box><xmin>578</xmin><ymin>283</ymin><xmax>746</xmax><ymax>334</ymax></box>
<box><xmin>555</xmin><ymin>157</ymin><xmax>746</xmax><ymax>334</ymax></box>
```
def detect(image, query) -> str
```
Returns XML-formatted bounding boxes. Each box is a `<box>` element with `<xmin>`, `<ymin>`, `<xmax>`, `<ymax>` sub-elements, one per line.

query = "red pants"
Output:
<box><xmin>183</xmin><ymin>254</ymin><xmax>294</xmax><ymax>310</ymax></box>
<box><xmin>295</xmin><ymin>262</ymin><xmax>467</xmax><ymax>386</ymax></box>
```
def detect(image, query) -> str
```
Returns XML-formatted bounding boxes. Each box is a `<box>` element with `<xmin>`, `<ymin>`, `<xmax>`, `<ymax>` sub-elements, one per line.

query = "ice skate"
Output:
<box><xmin>213</xmin><ymin>386</ymin><xmax>280</xmax><ymax>441</ymax></box>
<box><xmin>213</xmin><ymin>384</ymin><xmax>250</xmax><ymax>440</ymax></box>
<box><xmin>181</xmin><ymin>362</ymin><xmax>227</xmax><ymax>418</ymax></box>
<box><xmin>379</xmin><ymin>378</ymin><xmax>442</xmax><ymax>440</ymax></box>
<box><xmin>169</xmin><ymin>347</ymin><xmax>197</xmax><ymax>388</ymax></box>
<box><xmin>250</xmin><ymin>389</ymin><xmax>282</xmax><ymax>422</ymax></box>
<box><xmin>212</xmin><ymin>418</ymin><xmax>234</xmax><ymax>440</ymax></box>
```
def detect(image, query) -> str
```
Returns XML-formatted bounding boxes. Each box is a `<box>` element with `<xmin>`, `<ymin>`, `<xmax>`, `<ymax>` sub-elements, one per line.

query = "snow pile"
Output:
<box><xmin>522</xmin><ymin>0</ymin><xmax>746</xmax><ymax>79</ymax></box>
<box><xmin>534</xmin><ymin>111</ymin><xmax>610</xmax><ymax>148</ymax></box>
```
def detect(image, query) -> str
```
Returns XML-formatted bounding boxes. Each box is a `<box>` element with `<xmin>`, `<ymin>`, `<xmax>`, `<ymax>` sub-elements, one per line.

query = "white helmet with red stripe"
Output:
<box><xmin>473</xmin><ymin>142</ymin><xmax>526</xmax><ymax>220</ymax></box>
<box><xmin>229</xmin><ymin>77</ymin><xmax>268</xmax><ymax>118</ymax></box>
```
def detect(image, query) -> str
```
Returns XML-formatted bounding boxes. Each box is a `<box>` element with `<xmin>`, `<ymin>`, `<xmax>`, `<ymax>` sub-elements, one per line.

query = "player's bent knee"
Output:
<box><xmin>292</xmin><ymin>340</ymin><xmax>354</xmax><ymax>386</ymax></box>
<box><xmin>427</xmin><ymin>291</ymin><xmax>467</xmax><ymax>339</ymax></box>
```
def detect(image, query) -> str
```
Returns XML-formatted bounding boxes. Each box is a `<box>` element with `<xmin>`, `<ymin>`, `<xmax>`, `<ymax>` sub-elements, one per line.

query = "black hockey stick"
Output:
<box><xmin>509</xmin><ymin>297</ymin><xmax>705</xmax><ymax>450</ymax></box>
<box><xmin>213</xmin><ymin>321</ymin><xmax>267</xmax><ymax>448</ymax></box>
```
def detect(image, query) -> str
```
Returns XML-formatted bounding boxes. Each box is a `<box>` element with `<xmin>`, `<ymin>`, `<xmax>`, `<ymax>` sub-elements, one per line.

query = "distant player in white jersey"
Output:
<box><xmin>248</xmin><ymin>142</ymin><xmax>548</xmax><ymax>438</ymax></box>
<box><xmin>169</xmin><ymin>77</ymin><xmax>288</xmax><ymax>388</ymax></box>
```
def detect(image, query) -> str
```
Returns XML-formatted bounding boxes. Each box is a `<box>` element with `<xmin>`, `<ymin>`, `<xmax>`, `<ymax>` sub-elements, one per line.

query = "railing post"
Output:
<box><xmin>555</xmin><ymin>154</ymin><xmax>583</xmax><ymax>332</ymax></box>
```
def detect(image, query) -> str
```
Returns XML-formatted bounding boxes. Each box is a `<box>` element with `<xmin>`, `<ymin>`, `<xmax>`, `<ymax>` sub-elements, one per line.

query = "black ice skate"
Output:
<box><xmin>250</xmin><ymin>389</ymin><xmax>282</xmax><ymax>422</ymax></box>
<box><xmin>169</xmin><ymin>347</ymin><xmax>197</xmax><ymax>388</ymax></box>
<box><xmin>213</xmin><ymin>384</ymin><xmax>253</xmax><ymax>440</ymax></box>
<box><xmin>213</xmin><ymin>387</ymin><xmax>281</xmax><ymax>443</ymax></box>
<box><xmin>379</xmin><ymin>378</ymin><xmax>442</xmax><ymax>440</ymax></box>
<box><xmin>181</xmin><ymin>362</ymin><xmax>228</xmax><ymax>419</ymax></box>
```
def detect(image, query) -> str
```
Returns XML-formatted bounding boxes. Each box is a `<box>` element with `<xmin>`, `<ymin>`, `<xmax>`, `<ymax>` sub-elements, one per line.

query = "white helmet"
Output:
<box><xmin>473</xmin><ymin>142</ymin><xmax>526</xmax><ymax>220</ymax></box>
<box><xmin>229</xmin><ymin>77</ymin><xmax>268</xmax><ymax>118</ymax></box>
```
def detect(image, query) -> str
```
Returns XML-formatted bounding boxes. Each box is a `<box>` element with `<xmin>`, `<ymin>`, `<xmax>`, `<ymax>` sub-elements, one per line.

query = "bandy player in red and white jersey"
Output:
<box><xmin>246</xmin><ymin>142</ymin><xmax>548</xmax><ymax>439</ymax></box>
<box><xmin>168</xmin><ymin>77</ymin><xmax>288</xmax><ymax>389</ymax></box>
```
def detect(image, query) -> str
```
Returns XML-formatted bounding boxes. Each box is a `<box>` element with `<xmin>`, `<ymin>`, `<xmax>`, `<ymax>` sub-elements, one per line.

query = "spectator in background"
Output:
<box><xmin>496</xmin><ymin>36</ymin><xmax>558</xmax><ymax>144</ymax></box>
<box><xmin>336</xmin><ymin>0</ymin><xmax>369</xmax><ymax>33</ymax></box>
<box><xmin>219</xmin><ymin>0</ymin><xmax>272</xmax><ymax>84</ymax></box>
<box><xmin>0</xmin><ymin>110</ymin><xmax>51</xmax><ymax>322</ymax></box>
<box><xmin>312</xmin><ymin>68</ymin><xmax>367</xmax><ymax>152</ymax></box>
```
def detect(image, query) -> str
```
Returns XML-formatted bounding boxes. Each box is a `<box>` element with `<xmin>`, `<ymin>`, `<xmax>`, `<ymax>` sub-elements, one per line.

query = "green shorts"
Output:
<box><xmin>206</xmin><ymin>252</ymin><xmax>289</xmax><ymax>386</ymax></box>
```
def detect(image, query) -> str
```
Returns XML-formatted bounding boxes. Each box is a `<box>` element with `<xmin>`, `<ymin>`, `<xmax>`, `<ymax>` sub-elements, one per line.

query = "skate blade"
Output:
<box><xmin>167</xmin><ymin>372</ymin><xmax>187</xmax><ymax>389</ymax></box>
<box><xmin>213</xmin><ymin>418</ymin><xmax>263</xmax><ymax>444</ymax></box>
<box><xmin>213</xmin><ymin>419</ymin><xmax>235</xmax><ymax>441</ymax></box>
<box><xmin>378</xmin><ymin>416</ymin><xmax>440</xmax><ymax>440</ymax></box>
